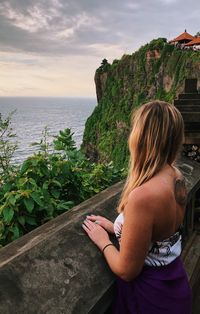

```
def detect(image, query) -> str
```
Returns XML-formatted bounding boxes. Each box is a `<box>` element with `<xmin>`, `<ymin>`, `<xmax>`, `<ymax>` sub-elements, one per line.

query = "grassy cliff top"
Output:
<box><xmin>82</xmin><ymin>38</ymin><xmax>200</xmax><ymax>169</ymax></box>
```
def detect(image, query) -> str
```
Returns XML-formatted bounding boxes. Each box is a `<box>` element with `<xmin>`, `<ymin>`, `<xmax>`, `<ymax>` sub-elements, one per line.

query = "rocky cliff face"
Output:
<box><xmin>82</xmin><ymin>38</ymin><xmax>200</xmax><ymax>169</ymax></box>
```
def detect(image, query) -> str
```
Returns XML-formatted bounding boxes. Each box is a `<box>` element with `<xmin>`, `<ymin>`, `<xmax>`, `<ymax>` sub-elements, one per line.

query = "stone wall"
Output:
<box><xmin>0</xmin><ymin>156</ymin><xmax>200</xmax><ymax>314</ymax></box>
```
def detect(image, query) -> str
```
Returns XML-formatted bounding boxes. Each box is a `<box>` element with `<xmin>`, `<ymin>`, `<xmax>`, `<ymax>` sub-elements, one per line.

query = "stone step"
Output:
<box><xmin>174</xmin><ymin>99</ymin><xmax>200</xmax><ymax>106</ymax></box>
<box><xmin>178</xmin><ymin>94</ymin><xmax>200</xmax><ymax>100</ymax></box>
<box><xmin>184</xmin><ymin>78</ymin><xmax>198</xmax><ymax>93</ymax></box>
<box><xmin>184</xmin><ymin>122</ymin><xmax>200</xmax><ymax>130</ymax></box>
<box><xmin>176</xmin><ymin>105</ymin><xmax>200</xmax><ymax>112</ymax></box>
<box><xmin>184</xmin><ymin>137</ymin><xmax>200</xmax><ymax>145</ymax></box>
<box><xmin>181</xmin><ymin>112</ymin><xmax>200</xmax><ymax>122</ymax></box>
<box><xmin>185</xmin><ymin>133</ymin><xmax>200</xmax><ymax>138</ymax></box>
<box><xmin>185</xmin><ymin>131</ymin><xmax>200</xmax><ymax>136</ymax></box>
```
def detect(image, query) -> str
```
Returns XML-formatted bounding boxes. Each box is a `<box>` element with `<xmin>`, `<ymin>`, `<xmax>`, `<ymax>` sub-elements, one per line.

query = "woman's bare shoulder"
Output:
<box><xmin>127</xmin><ymin>180</ymin><xmax>168</xmax><ymax>213</ymax></box>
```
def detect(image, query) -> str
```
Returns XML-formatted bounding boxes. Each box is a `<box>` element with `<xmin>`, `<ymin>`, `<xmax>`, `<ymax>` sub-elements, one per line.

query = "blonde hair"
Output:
<box><xmin>117</xmin><ymin>100</ymin><xmax>184</xmax><ymax>213</ymax></box>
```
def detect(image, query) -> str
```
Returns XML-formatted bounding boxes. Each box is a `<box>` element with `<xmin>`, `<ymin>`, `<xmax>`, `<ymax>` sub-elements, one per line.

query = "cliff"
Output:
<box><xmin>82</xmin><ymin>38</ymin><xmax>200</xmax><ymax>169</ymax></box>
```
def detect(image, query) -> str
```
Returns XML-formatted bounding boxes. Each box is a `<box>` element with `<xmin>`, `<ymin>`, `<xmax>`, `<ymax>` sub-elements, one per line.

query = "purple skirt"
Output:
<box><xmin>112</xmin><ymin>257</ymin><xmax>192</xmax><ymax>314</ymax></box>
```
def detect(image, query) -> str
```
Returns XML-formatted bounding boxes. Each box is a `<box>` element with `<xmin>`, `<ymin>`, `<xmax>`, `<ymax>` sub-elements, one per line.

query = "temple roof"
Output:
<box><xmin>170</xmin><ymin>30</ymin><xmax>194</xmax><ymax>43</ymax></box>
<box><xmin>184</xmin><ymin>37</ymin><xmax>200</xmax><ymax>46</ymax></box>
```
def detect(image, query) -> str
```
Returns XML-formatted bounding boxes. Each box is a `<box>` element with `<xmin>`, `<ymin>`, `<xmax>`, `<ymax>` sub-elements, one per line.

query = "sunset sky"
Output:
<box><xmin>0</xmin><ymin>0</ymin><xmax>199</xmax><ymax>97</ymax></box>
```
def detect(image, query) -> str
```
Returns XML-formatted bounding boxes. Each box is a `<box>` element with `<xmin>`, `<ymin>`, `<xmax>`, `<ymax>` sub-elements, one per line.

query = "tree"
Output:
<box><xmin>101</xmin><ymin>58</ymin><xmax>109</xmax><ymax>67</ymax></box>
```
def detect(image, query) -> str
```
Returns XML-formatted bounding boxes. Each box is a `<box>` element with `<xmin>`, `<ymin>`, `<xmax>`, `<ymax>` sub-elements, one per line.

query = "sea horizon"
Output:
<box><xmin>0</xmin><ymin>95</ymin><xmax>96</xmax><ymax>99</ymax></box>
<box><xmin>0</xmin><ymin>96</ymin><xmax>96</xmax><ymax>163</ymax></box>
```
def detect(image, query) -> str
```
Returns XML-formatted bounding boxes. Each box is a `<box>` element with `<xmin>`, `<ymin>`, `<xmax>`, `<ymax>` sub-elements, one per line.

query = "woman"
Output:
<box><xmin>82</xmin><ymin>100</ymin><xmax>192</xmax><ymax>314</ymax></box>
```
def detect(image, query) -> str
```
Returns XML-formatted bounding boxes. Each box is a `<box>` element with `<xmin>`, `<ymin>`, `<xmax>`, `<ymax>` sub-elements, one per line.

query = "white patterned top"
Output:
<box><xmin>114</xmin><ymin>213</ymin><xmax>182</xmax><ymax>267</ymax></box>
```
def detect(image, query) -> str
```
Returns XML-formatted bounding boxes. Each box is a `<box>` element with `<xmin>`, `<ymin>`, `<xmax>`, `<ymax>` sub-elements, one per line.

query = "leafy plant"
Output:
<box><xmin>0</xmin><ymin>125</ymin><xmax>124</xmax><ymax>248</ymax></box>
<box><xmin>53</xmin><ymin>128</ymin><xmax>76</xmax><ymax>151</ymax></box>
<box><xmin>30</xmin><ymin>126</ymin><xmax>51</xmax><ymax>158</ymax></box>
<box><xmin>0</xmin><ymin>111</ymin><xmax>18</xmax><ymax>180</ymax></box>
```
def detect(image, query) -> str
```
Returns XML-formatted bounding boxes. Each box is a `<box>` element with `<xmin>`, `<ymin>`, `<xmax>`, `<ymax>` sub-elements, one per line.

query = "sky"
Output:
<box><xmin>0</xmin><ymin>0</ymin><xmax>199</xmax><ymax>97</ymax></box>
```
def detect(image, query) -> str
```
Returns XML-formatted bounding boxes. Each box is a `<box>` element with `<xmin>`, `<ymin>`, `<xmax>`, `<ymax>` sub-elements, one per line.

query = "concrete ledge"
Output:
<box><xmin>0</xmin><ymin>157</ymin><xmax>200</xmax><ymax>314</ymax></box>
<box><xmin>0</xmin><ymin>181</ymin><xmax>123</xmax><ymax>314</ymax></box>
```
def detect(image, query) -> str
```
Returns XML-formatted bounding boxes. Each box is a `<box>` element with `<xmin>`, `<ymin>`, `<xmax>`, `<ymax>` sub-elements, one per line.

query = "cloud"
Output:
<box><xmin>0</xmin><ymin>51</ymin><xmax>41</xmax><ymax>66</ymax></box>
<box><xmin>0</xmin><ymin>2</ymin><xmax>50</xmax><ymax>32</ymax></box>
<box><xmin>158</xmin><ymin>0</ymin><xmax>179</xmax><ymax>4</ymax></box>
<box><xmin>55</xmin><ymin>13</ymin><xmax>102</xmax><ymax>40</ymax></box>
<box><xmin>0</xmin><ymin>0</ymin><xmax>199</xmax><ymax>96</ymax></box>
<box><xmin>0</xmin><ymin>0</ymin><xmax>199</xmax><ymax>57</ymax></box>
<box><xmin>0</xmin><ymin>0</ymin><xmax>119</xmax><ymax>56</ymax></box>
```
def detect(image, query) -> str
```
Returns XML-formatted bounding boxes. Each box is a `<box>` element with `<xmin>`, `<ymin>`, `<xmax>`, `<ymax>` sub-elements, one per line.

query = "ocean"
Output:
<box><xmin>0</xmin><ymin>97</ymin><xmax>96</xmax><ymax>164</ymax></box>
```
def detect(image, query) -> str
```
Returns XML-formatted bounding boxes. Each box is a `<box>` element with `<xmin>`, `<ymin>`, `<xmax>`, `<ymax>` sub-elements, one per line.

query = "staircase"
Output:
<box><xmin>174</xmin><ymin>79</ymin><xmax>200</xmax><ymax>144</ymax></box>
<box><xmin>175</xmin><ymin>79</ymin><xmax>200</xmax><ymax>313</ymax></box>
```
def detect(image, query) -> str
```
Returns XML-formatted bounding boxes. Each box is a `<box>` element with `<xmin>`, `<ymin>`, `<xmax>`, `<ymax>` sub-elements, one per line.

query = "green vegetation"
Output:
<box><xmin>1</xmin><ymin>37</ymin><xmax>200</xmax><ymax>247</ymax></box>
<box><xmin>96</xmin><ymin>58</ymin><xmax>111</xmax><ymax>73</ymax></box>
<box><xmin>0</xmin><ymin>111</ymin><xmax>18</xmax><ymax>179</ymax></box>
<box><xmin>0</xmin><ymin>114</ymin><xmax>124</xmax><ymax>248</ymax></box>
<box><xmin>82</xmin><ymin>38</ymin><xmax>200</xmax><ymax>168</ymax></box>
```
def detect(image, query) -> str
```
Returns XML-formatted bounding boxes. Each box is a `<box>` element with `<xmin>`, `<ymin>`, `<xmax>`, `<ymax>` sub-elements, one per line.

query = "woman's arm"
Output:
<box><xmin>82</xmin><ymin>187</ymin><xmax>154</xmax><ymax>281</ymax></box>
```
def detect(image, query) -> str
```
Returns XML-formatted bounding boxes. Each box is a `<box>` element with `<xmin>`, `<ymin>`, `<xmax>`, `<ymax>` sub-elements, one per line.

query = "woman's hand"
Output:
<box><xmin>86</xmin><ymin>215</ymin><xmax>114</xmax><ymax>234</ymax></box>
<box><xmin>82</xmin><ymin>218</ymin><xmax>110</xmax><ymax>251</ymax></box>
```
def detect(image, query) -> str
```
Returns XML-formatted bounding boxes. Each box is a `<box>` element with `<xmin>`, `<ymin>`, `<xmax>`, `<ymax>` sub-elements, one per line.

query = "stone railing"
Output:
<box><xmin>0</xmin><ymin>156</ymin><xmax>200</xmax><ymax>314</ymax></box>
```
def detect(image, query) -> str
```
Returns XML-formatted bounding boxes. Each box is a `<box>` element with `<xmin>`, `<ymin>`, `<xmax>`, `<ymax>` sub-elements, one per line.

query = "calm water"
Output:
<box><xmin>0</xmin><ymin>97</ymin><xmax>96</xmax><ymax>163</ymax></box>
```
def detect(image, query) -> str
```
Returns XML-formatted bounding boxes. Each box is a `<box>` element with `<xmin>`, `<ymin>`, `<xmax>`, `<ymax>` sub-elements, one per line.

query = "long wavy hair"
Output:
<box><xmin>117</xmin><ymin>100</ymin><xmax>184</xmax><ymax>213</ymax></box>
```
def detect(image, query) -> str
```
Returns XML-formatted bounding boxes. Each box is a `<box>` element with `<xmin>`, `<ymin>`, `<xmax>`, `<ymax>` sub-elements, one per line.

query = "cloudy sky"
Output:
<box><xmin>0</xmin><ymin>0</ymin><xmax>199</xmax><ymax>97</ymax></box>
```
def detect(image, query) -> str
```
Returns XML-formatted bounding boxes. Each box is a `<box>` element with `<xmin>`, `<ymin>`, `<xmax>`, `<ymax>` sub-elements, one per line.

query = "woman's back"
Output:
<box><xmin>113</xmin><ymin>164</ymin><xmax>186</xmax><ymax>267</ymax></box>
<box><xmin>142</xmin><ymin>164</ymin><xmax>187</xmax><ymax>242</ymax></box>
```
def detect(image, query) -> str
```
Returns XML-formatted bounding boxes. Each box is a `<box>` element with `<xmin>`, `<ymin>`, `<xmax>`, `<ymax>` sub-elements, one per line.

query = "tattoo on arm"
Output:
<box><xmin>174</xmin><ymin>178</ymin><xmax>187</xmax><ymax>206</ymax></box>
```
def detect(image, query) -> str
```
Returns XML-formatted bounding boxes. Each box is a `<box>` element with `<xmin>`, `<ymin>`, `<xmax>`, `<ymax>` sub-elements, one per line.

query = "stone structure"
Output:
<box><xmin>0</xmin><ymin>182</ymin><xmax>122</xmax><ymax>314</ymax></box>
<box><xmin>185</xmin><ymin>37</ymin><xmax>200</xmax><ymax>50</ymax></box>
<box><xmin>0</xmin><ymin>156</ymin><xmax>200</xmax><ymax>313</ymax></box>
<box><xmin>174</xmin><ymin>79</ymin><xmax>200</xmax><ymax>144</ymax></box>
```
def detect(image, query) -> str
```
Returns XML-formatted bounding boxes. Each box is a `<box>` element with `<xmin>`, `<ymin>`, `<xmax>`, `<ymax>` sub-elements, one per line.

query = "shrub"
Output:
<box><xmin>0</xmin><ymin>123</ymin><xmax>124</xmax><ymax>247</ymax></box>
